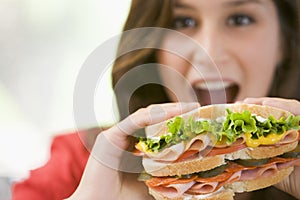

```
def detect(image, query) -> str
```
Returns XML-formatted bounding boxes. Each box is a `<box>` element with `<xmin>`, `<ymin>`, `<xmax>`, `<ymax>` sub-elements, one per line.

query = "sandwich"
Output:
<box><xmin>134</xmin><ymin>103</ymin><xmax>300</xmax><ymax>200</ymax></box>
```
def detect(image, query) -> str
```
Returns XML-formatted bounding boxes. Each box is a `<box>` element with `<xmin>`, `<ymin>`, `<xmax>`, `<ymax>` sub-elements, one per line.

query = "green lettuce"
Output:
<box><xmin>138</xmin><ymin>109</ymin><xmax>300</xmax><ymax>153</ymax></box>
<box><xmin>222</xmin><ymin>109</ymin><xmax>257</xmax><ymax>144</ymax></box>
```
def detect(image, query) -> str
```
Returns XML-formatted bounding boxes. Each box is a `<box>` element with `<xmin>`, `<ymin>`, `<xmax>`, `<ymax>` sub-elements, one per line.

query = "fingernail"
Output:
<box><xmin>179</xmin><ymin>102</ymin><xmax>200</xmax><ymax>109</ymax></box>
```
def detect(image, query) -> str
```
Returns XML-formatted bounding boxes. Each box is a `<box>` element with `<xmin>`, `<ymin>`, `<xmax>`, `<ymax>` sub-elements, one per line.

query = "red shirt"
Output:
<box><xmin>12</xmin><ymin>132</ymin><xmax>90</xmax><ymax>200</ymax></box>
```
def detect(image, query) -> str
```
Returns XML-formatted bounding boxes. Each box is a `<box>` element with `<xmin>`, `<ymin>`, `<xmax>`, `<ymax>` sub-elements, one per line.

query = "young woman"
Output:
<box><xmin>12</xmin><ymin>0</ymin><xmax>300</xmax><ymax>199</ymax></box>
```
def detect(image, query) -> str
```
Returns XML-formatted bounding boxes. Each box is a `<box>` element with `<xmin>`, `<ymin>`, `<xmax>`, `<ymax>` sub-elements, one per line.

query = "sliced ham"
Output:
<box><xmin>195</xmin><ymin>172</ymin><xmax>233</xmax><ymax>183</ymax></box>
<box><xmin>213</xmin><ymin>136</ymin><xmax>246</xmax><ymax>148</ymax></box>
<box><xmin>184</xmin><ymin>134</ymin><xmax>211</xmax><ymax>152</ymax></box>
<box><xmin>147</xmin><ymin>156</ymin><xmax>300</xmax><ymax>196</ymax></box>
<box><xmin>147</xmin><ymin>142</ymin><xmax>185</xmax><ymax>162</ymax></box>
<box><xmin>187</xmin><ymin>182</ymin><xmax>219</xmax><ymax>194</ymax></box>
<box><xmin>151</xmin><ymin>181</ymin><xmax>196</xmax><ymax>198</ymax></box>
<box><xmin>240</xmin><ymin>164</ymin><xmax>278</xmax><ymax>181</ymax></box>
<box><xmin>167</xmin><ymin>182</ymin><xmax>197</xmax><ymax>196</ymax></box>
<box><xmin>277</xmin><ymin>157</ymin><xmax>300</xmax><ymax>170</ymax></box>
<box><xmin>142</xmin><ymin>157</ymin><xmax>171</xmax><ymax>174</ymax></box>
<box><xmin>174</xmin><ymin>135</ymin><xmax>211</xmax><ymax>162</ymax></box>
<box><xmin>138</xmin><ymin>133</ymin><xmax>299</xmax><ymax>179</ymax></box>
<box><xmin>137</xmin><ymin>130</ymin><xmax>298</xmax><ymax>163</ymax></box>
<box><xmin>277</xmin><ymin>130</ymin><xmax>299</xmax><ymax>145</ymax></box>
<box><xmin>219</xmin><ymin>171</ymin><xmax>242</xmax><ymax>186</ymax></box>
<box><xmin>145</xmin><ymin>135</ymin><xmax>211</xmax><ymax>162</ymax></box>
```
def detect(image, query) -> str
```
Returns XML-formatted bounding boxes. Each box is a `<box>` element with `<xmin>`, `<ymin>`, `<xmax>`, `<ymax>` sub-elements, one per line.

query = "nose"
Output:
<box><xmin>185</xmin><ymin>23</ymin><xmax>230</xmax><ymax>86</ymax></box>
<box><xmin>192</xmin><ymin>24</ymin><xmax>229</xmax><ymax>68</ymax></box>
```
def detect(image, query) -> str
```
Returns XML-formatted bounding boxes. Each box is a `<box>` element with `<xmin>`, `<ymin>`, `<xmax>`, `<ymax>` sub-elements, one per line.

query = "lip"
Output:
<box><xmin>194</xmin><ymin>80</ymin><xmax>234</xmax><ymax>90</ymax></box>
<box><xmin>192</xmin><ymin>80</ymin><xmax>240</xmax><ymax>105</ymax></box>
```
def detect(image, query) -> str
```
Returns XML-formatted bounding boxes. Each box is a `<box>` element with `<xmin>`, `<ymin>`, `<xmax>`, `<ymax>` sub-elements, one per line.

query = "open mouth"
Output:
<box><xmin>192</xmin><ymin>81</ymin><xmax>239</xmax><ymax>106</ymax></box>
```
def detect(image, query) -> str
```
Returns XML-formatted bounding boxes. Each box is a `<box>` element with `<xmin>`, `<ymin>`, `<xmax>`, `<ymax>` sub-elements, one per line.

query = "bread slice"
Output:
<box><xmin>225</xmin><ymin>167</ymin><xmax>294</xmax><ymax>193</ymax></box>
<box><xmin>142</xmin><ymin>103</ymin><xmax>298</xmax><ymax>176</ymax></box>
<box><xmin>146</xmin><ymin>155</ymin><xmax>226</xmax><ymax>177</ymax></box>
<box><xmin>149</xmin><ymin>187</ymin><xmax>235</xmax><ymax>200</ymax></box>
<box><xmin>239</xmin><ymin>141</ymin><xmax>298</xmax><ymax>159</ymax></box>
<box><xmin>145</xmin><ymin>103</ymin><xmax>292</xmax><ymax>137</ymax></box>
<box><xmin>144</xmin><ymin>141</ymin><xmax>298</xmax><ymax>176</ymax></box>
<box><xmin>143</xmin><ymin>104</ymin><xmax>298</xmax><ymax>199</ymax></box>
<box><xmin>147</xmin><ymin>167</ymin><xmax>294</xmax><ymax>200</ymax></box>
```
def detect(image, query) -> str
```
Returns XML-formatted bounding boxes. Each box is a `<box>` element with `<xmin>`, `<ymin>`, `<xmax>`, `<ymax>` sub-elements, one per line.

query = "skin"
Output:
<box><xmin>67</xmin><ymin>100</ymin><xmax>300</xmax><ymax>200</ymax></box>
<box><xmin>67</xmin><ymin>103</ymin><xmax>200</xmax><ymax>200</ymax></box>
<box><xmin>242</xmin><ymin>97</ymin><xmax>300</xmax><ymax>198</ymax></box>
<box><xmin>158</xmin><ymin>0</ymin><xmax>282</xmax><ymax>103</ymax></box>
<box><xmin>67</xmin><ymin>0</ymin><xmax>300</xmax><ymax>199</ymax></box>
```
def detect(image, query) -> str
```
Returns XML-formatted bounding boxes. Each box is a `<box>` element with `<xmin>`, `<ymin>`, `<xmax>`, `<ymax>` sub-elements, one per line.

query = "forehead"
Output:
<box><xmin>174</xmin><ymin>0</ymin><xmax>268</xmax><ymax>8</ymax></box>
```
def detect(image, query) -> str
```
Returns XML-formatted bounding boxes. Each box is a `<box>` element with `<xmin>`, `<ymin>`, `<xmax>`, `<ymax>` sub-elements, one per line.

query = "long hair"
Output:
<box><xmin>269</xmin><ymin>0</ymin><xmax>300</xmax><ymax>99</ymax></box>
<box><xmin>112</xmin><ymin>0</ymin><xmax>300</xmax><ymax>120</ymax></box>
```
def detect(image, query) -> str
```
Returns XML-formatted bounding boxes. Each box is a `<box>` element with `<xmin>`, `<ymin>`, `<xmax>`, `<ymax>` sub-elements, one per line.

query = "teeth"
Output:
<box><xmin>195</xmin><ymin>81</ymin><xmax>232</xmax><ymax>90</ymax></box>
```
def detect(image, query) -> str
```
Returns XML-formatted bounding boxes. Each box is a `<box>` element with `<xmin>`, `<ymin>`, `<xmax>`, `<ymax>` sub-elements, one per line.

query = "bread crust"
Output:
<box><xmin>149</xmin><ymin>155</ymin><xmax>226</xmax><ymax>176</ymax></box>
<box><xmin>146</xmin><ymin>141</ymin><xmax>298</xmax><ymax>176</ymax></box>
<box><xmin>143</xmin><ymin>103</ymin><xmax>298</xmax><ymax>176</ymax></box>
<box><xmin>245</xmin><ymin>141</ymin><xmax>298</xmax><ymax>159</ymax></box>
<box><xmin>148</xmin><ymin>167</ymin><xmax>294</xmax><ymax>200</ymax></box>
<box><xmin>143</xmin><ymin>104</ymin><xmax>298</xmax><ymax>199</ymax></box>
<box><xmin>146</xmin><ymin>103</ymin><xmax>292</xmax><ymax>137</ymax></box>
<box><xmin>149</xmin><ymin>187</ymin><xmax>235</xmax><ymax>200</ymax></box>
<box><xmin>194</xmin><ymin>103</ymin><xmax>291</xmax><ymax>121</ymax></box>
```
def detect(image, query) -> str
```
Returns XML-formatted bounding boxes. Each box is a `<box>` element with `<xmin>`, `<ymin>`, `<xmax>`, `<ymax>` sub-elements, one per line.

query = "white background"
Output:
<box><xmin>0</xmin><ymin>0</ymin><xmax>131</xmax><ymax>179</ymax></box>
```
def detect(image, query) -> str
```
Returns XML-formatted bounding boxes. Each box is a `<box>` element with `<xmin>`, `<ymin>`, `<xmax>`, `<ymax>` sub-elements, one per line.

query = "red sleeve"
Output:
<box><xmin>11</xmin><ymin>133</ymin><xmax>90</xmax><ymax>200</ymax></box>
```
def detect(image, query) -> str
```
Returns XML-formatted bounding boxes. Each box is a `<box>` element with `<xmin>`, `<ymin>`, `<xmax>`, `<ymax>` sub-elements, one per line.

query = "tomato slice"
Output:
<box><xmin>206</xmin><ymin>144</ymin><xmax>247</xmax><ymax>157</ymax></box>
<box><xmin>175</xmin><ymin>150</ymin><xmax>199</xmax><ymax>162</ymax></box>
<box><xmin>146</xmin><ymin>177</ymin><xmax>178</xmax><ymax>187</ymax></box>
<box><xmin>195</xmin><ymin>171</ymin><xmax>233</xmax><ymax>183</ymax></box>
<box><xmin>132</xmin><ymin>148</ymin><xmax>144</xmax><ymax>156</ymax></box>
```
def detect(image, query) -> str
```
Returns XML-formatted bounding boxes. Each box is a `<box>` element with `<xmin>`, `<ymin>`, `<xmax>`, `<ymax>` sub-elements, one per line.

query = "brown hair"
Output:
<box><xmin>112</xmin><ymin>0</ymin><xmax>300</xmax><ymax>120</ymax></box>
<box><xmin>269</xmin><ymin>0</ymin><xmax>300</xmax><ymax>98</ymax></box>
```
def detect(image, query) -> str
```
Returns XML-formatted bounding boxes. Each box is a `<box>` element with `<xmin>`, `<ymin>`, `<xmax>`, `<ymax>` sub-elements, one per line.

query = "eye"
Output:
<box><xmin>227</xmin><ymin>14</ymin><xmax>255</xmax><ymax>26</ymax></box>
<box><xmin>172</xmin><ymin>16</ymin><xmax>197</xmax><ymax>29</ymax></box>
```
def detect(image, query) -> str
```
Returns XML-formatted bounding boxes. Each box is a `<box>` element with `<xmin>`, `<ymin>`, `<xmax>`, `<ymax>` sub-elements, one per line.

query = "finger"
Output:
<box><xmin>116</xmin><ymin>102</ymin><xmax>200</xmax><ymax>136</ymax></box>
<box><xmin>242</xmin><ymin>97</ymin><xmax>271</xmax><ymax>105</ymax></box>
<box><xmin>242</xmin><ymin>97</ymin><xmax>300</xmax><ymax>116</ymax></box>
<box><xmin>92</xmin><ymin>102</ymin><xmax>200</xmax><ymax>171</ymax></box>
<box><xmin>130</xmin><ymin>102</ymin><xmax>200</xmax><ymax>129</ymax></box>
<box><xmin>262</xmin><ymin>99</ymin><xmax>300</xmax><ymax>116</ymax></box>
<box><xmin>104</xmin><ymin>102</ymin><xmax>200</xmax><ymax>149</ymax></box>
<box><xmin>275</xmin><ymin>166</ymin><xmax>300</xmax><ymax>199</ymax></box>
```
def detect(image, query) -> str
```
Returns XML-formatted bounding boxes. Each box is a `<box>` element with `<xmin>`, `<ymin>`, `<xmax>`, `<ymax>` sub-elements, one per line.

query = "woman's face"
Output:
<box><xmin>157</xmin><ymin>0</ymin><xmax>282</xmax><ymax>105</ymax></box>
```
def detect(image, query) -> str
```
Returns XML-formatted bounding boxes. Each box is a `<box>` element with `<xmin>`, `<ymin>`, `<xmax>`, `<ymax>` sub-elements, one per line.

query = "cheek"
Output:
<box><xmin>157</xmin><ymin>50</ymin><xmax>189</xmax><ymax>75</ymax></box>
<box><xmin>156</xmin><ymin>50</ymin><xmax>195</xmax><ymax>102</ymax></box>
<box><xmin>157</xmin><ymin>32</ymin><xmax>196</xmax><ymax>75</ymax></box>
<box><xmin>240</xmin><ymin>44</ymin><xmax>278</xmax><ymax>97</ymax></box>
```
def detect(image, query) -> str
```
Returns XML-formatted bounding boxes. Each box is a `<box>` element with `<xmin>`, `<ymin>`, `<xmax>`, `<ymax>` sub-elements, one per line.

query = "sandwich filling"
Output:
<box><xmin>136</xmin><ymin>109</ymin><xmax>300</xmax><ymax>153</ymax></box>
<box><xmin>135</xmin><ymin>109</ymin><xmax>300</xmax><ymax>161</ymax></box>
<box><xmin>136</xmin><ymin>105</ymin><xmax>300</xmax><ymax>199</ymax></box>
<box><xmin>141</xmin><ymin>152</ymin><xmax>300</xmax><ymax>198</ymax></box>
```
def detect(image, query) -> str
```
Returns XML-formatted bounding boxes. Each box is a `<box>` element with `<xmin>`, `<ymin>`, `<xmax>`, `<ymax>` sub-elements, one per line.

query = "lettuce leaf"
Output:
<box><xmin>138</xmin><ymin>110</ymin><xmax>300</xmax><ymax>153</ymax></box>
<box><xmin>222</xmin><ymin>109</ymin><xmax>257</xmax><ymax>144</ymax></box>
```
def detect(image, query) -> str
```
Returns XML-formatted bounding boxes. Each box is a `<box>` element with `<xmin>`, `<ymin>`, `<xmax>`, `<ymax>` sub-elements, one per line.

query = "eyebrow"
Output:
<box><xmin>175</xmin><ymin>0</ymin><xmax>263</xmax><ymax>9</ymax></box>
<box><xmin>174</xmin><ymin>1</ymin><xmax>196</xmax><ymax>10</ymax></box>
<box><xmin>224</xmin><ymin>0</ymin><xmax>263</xmax><ymax>7</ymax></box>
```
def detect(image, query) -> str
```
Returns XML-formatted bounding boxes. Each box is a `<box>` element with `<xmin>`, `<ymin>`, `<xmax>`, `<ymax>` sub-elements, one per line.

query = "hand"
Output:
<box><xmin>242</xmin><ymin>97</ymin><xmax>300</xmax><ymax>115</ymax></box>
<box><xmin>241</xmin><ymin>97</ymin><xmax>300</xmax><ymax>199</ymax></box>
<box><xmin>66</xmin><ymin>102</ymin><xmax>200</xmax><ymax>200</ymax></box>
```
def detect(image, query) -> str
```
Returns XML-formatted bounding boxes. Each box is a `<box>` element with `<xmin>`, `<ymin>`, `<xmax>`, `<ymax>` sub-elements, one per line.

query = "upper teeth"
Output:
<box><xmin>195</xmin><ymin>81</ymin><xmax>232</xmax><ymax>90</ymax></box>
